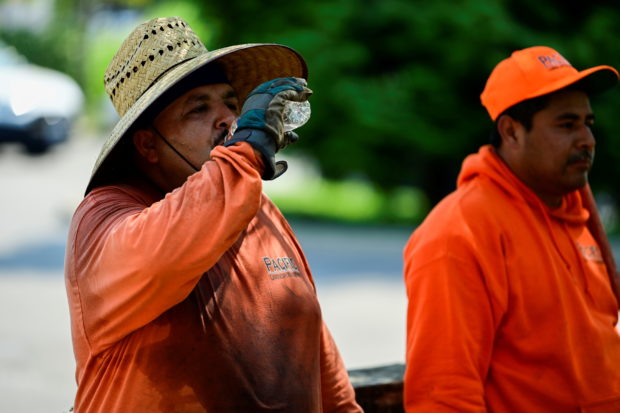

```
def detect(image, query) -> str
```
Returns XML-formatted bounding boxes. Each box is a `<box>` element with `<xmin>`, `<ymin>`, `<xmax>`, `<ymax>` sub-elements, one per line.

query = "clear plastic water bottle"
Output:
<box><xmin>282</xmin><ymin>100</ymin><xmax>311</xmax><ymax>132</ymax></box>
<box><xmin>227</xmin><ymin>100</ymin><xmax>311</xmax><ymax>138</ymax></box>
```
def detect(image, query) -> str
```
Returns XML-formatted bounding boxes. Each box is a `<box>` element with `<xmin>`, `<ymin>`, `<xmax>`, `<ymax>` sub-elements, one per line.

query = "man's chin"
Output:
<box><xmin>565</xmin><ymin>174</ymin><xmax>589</xmax><ymax>193</ymax></box>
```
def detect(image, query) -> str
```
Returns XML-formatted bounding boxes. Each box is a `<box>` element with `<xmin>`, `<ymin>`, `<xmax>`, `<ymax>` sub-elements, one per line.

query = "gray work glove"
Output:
<box><xmin>224</xmin><ymin>77</ymin><xmax>313</xmax><ymax>180</ymax></box>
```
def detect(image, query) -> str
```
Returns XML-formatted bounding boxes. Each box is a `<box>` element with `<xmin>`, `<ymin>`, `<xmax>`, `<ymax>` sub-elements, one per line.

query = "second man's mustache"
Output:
<box><xmin>567</xmin><ymin>151</ymin><xmax>593</xmax><ymax>164</ymax></box>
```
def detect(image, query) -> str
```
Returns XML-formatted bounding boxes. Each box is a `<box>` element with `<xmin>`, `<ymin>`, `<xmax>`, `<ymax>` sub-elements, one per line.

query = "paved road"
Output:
<box><xmin>0</xmin><ymin>134</ymin><xmax>409</xmax><ymax>412</ymax></box>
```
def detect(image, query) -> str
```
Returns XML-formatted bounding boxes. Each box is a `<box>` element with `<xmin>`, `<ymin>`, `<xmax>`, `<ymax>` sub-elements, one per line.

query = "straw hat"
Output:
<box><xmin>86</xmin><ymin>16</ymin><xmax>307</xmax><ymax>194</ymax></box>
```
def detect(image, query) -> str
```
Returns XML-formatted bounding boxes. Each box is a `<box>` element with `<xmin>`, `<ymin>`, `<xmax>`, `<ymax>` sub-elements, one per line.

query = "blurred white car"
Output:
<box><xmin>0</xmin><ymin>44</ymin><xmax>84</xmax><ymax>153</ymax></box>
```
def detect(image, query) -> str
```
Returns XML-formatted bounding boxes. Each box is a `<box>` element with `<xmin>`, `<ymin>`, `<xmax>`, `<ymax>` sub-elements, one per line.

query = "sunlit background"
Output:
<box><xmin>0</xmin><ymin>0</ymin><xmax>619</xmax><ymax>411</ymax></box>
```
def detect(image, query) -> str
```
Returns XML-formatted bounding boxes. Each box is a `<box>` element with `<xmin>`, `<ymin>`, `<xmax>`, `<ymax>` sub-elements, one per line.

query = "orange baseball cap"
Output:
<box><xmin>480</xmin><ymin>46</ymin><xmax>618</xmax><ymax>121</ymax></box>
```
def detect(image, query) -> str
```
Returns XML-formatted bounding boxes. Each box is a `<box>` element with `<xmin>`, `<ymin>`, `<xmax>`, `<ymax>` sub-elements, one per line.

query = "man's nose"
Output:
<box><xmin>577</xmin><ymin>124</ymin><xmax>596</xmax><ymax>150</ymax></box>
<box><xmin>215</xmin><ymin>105</ymin><xmax>237</xmax><ymax>130</ymax></box>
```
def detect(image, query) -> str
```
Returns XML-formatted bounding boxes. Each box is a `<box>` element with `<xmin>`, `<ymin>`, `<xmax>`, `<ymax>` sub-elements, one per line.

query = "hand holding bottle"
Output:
<box><xmin>224</xmin><ymin>77</ymin><xmax>312</xmax><ymax>180</ymax></box>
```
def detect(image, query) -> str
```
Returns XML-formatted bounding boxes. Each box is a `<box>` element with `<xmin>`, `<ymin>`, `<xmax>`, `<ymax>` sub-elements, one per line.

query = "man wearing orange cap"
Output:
<box><xmin>64</xmin><ymin>17</ymin><xmax>361</xmax><ymax>412</ymax></box>
<box><xmin>403</xmin><ymin>46</ymin><xmax>620</xmax><ymax>412</ymax></box>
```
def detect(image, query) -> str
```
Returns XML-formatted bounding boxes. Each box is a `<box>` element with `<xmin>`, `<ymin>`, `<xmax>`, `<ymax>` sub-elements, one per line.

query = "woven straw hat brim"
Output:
<box><xmin>86</xmin><ymin>43</ymin><xmax>307</xmax><ymax>194</ymax></box>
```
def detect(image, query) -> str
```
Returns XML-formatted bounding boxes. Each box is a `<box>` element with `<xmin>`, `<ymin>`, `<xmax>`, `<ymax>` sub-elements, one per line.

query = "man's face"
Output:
<box><xmin>149</xmin><ymin>83</ymin><xmax>239</xmax><ymax>189</ymax></box>
<box><xmin>509</xmin><ymin>89</ymin><xmax>595</xmax><ymax>207</ymax></box>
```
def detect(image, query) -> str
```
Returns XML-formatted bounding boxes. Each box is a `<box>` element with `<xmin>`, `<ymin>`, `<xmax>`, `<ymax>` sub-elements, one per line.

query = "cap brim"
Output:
<box><xmin>86</xmin><ymin>43</ymin><xmax>307</xmax><ymax>194</ymax></box>
<box><xmin>524</xmin><ymin>64</ymin><xmax>619</xmax><ymax>105</ymax></box>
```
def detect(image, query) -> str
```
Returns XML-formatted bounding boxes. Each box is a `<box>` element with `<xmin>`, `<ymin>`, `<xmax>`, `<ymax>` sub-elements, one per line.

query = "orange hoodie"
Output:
<box><xmin>65</xmin><ymin>142</ymin><xmax>361</xmax><ymax>413</ymax></box>
<box><xmin>403</xmin><ymin>145</ymin><xmax>620</xmax><ymax>412</ymax></box>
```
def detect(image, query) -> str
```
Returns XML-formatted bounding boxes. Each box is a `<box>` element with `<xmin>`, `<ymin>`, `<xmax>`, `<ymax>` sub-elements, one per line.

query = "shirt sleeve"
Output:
<box><xmin>403</xmin><ymin>242</ymin><xmax>499</xmax><ymax>412</ymax></box>
<box><xmin>319</xmin><ymin>323</ymin><xmax>364</xmax><ymax>412</ymax></box>
<box><xmin>67</xmin><ymin>142</ymin><xmax>264</xmax><ymax>354</ymax></box>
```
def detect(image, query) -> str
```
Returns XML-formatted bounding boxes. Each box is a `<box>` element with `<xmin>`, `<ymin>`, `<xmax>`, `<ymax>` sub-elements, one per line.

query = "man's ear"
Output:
<box><xmin>497</xmin><ymin>115</ymin><xmax>523</xmax><ymax>149</ymax></box>
<box><xmin>133</xmin><ymin>129</ymin><xmax>159</xmax><ymax>164</ymax></box>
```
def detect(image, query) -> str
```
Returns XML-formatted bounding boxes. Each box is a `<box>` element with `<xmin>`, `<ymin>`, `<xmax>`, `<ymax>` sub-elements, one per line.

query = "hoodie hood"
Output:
<box><xmin>457</xmin><ymin>145</ymin><xmax>589</xmax><ymax>225</ymax></box>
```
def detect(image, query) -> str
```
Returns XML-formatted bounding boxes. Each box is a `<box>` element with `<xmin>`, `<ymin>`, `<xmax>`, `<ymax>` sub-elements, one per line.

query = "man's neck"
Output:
<box><xmin>494</xmin><ymin>146</ymin><xmax>564</xmax><ymax>209</ymax></box>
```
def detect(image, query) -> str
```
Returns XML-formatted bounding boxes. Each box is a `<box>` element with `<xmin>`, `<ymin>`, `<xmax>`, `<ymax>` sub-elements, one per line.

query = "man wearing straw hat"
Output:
<box><xmin>64</xmin><ymin>17</ymin><xmax>361</xmax><ymax>412</ymax></box>
<box><xmin>403</xmin><ymin>46</ymin><xmax>620</xmax><ymax>411</ymax></box>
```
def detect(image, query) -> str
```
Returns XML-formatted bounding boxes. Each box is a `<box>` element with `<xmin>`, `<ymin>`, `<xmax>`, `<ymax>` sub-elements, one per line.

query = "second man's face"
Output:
<box><xmin>512</xmin><ymin>89</ymin><xmax>596</xmax><ymax>206</ymax></box>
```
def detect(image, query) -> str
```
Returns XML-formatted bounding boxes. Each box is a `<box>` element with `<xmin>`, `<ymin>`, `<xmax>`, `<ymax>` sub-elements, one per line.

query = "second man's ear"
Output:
<box><xmin>133</xmin><ymin>129</ymin><xmax>159</xmax><ymax>164</ymax></box>
<box><xmin>496</xmin><ymin>115</ymin><xmax>523</xmax><ymax>148</ymax></box>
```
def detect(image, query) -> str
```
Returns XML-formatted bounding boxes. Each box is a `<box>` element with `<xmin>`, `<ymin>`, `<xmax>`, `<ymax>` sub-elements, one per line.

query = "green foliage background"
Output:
<box><xmin>2</xmin><ymin>0</ymin><xmax>619</xmax><ymax>225</ymax></box>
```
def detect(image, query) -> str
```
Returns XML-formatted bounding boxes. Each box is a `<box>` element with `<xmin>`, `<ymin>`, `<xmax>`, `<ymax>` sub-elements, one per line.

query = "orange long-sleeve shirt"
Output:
<box><xmin>403</xmin><ymin>145</ymin><xmax>620</xmax><ymax>412</ymax></box>
<box><xmin>65</xmin><ymin>142</ymin><xmax>361</xmax><ymax>412</ymax></box>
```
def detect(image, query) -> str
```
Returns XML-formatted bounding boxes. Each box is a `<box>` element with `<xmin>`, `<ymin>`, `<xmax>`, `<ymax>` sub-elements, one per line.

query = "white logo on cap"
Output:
<box><xmin>537</xmin><ymin>53</ymin><xmax>572</xmax><ymax>70</ymax></box>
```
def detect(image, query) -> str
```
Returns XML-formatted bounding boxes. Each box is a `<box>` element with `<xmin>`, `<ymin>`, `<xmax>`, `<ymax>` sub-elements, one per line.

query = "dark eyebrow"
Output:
<box><xmin>555</xmin><ymin>112</ymin><xmax>595</xmax><ymax>122</ymax></box>
<box><xmin>222</xmin><ymin>90</ymin><xmax>238</xmax><ymax>100</ymax></box>
<box><xmin>184</xmin><ymin>89</ymin><xmax>238</xmax><ymax>106</ymax></box>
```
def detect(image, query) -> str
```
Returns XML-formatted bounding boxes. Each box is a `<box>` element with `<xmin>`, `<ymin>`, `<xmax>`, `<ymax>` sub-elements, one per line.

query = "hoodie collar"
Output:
<box><xmin>457</xmin><ymin>145</ymin><xmax>589</xmax><ymax>225</ymax></box>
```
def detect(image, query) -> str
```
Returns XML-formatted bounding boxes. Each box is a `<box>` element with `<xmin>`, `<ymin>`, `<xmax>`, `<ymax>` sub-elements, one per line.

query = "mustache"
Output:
<box><xmin>567</xmin><ymin>151</ymin><xmax>593</xmax><ymax>164</ymax></box>
<box><xmin>214</xmin><ymin>130</ymin><xmax>228</xmax><ymax>147</ymax></box>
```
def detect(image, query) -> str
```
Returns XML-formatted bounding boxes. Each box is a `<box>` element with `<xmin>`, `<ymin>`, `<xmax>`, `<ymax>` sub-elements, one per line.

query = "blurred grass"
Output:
<box><xmin>266</xmin><ymin>175</ymin><xmax>428</xmax><ymax>225</ymax></box>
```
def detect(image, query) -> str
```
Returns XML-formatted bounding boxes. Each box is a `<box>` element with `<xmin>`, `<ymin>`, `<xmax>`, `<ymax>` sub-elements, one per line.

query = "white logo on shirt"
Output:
<box><xmin>576</xmin><ymin>243</ymin><xmax>604</xmax><ymax>263</ymax></box>
<box><xmin>262</xmin><ymin>256</ymin><xmax>301</xmax><ymax>280</ymax></box>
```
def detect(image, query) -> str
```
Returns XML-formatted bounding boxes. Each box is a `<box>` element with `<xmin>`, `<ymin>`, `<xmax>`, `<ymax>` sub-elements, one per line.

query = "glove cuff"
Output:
<box><xmin>224</xmin><ymin>128</ymin><xmax>282</xmax><ymax>180</ymax></box>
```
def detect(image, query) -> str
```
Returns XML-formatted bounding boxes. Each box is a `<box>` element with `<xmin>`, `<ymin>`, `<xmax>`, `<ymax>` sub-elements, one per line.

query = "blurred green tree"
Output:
<box><xmin>199</xmin><ymin>0</ymin><xmax>620</xmax><ymax>210</ymax></box>
<box><xmin>3</xmin><ymin>0</ymin><xmax>619</xmax><ymax>223</ymax></box>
